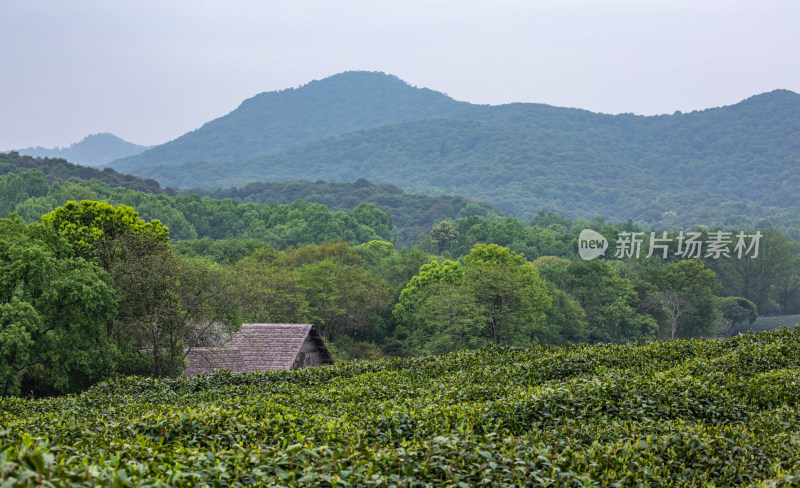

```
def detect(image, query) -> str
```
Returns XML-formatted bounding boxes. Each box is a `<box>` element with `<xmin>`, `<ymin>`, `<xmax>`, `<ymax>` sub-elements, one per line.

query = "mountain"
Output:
<box><xmin>110</xmin><ymin>71</ymin><xmax>471</xmax><ymax>172</ymax></box>
<box><xmin>102</xmin><ymin>71</ymin><xmax>800</xmax><ymax>232</ymax></box>
<box><xmin>125</xmin><ymin>88</ymin><xmax>800</xmax><ymax>228</ymax></box>
<box><xmin>14</xmin><ymin>133</ymin><xmax>151</xmax><ymax>167</ymax></box>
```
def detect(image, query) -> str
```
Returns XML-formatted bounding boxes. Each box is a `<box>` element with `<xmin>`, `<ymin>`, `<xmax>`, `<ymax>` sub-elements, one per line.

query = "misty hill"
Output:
<box><xmin>111</xmin><ymin>71</ymin><xmax>471</xmax><ymax>172</ymax></box>
<box><xmin>14</xmin><ymin>133</ymin><xmax>151</xmax><ymax>167</ymax></box>
<box><xmin>126</xmin><ymin>87</ymin><xmax>800</xmax><ymax>231</ymax></box>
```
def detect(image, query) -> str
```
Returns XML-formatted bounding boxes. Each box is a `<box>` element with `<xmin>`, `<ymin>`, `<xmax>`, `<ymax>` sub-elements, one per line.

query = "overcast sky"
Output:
<box><xmin>1</xmin><ymin>0</ymin><xmax>798</xmax><ymax>149</ymax></box>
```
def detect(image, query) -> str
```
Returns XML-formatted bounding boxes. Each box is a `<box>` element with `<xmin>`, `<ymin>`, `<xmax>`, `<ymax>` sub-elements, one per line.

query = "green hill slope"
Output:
<box><xmin>110</xmin><ymin>71</ymin><xmax>471</xmax><ymax>171</ymax></box>
<box><xmin>0</xmin><ymin>151</ymin><xmax>166</xmax><ymax>194</ymax></box>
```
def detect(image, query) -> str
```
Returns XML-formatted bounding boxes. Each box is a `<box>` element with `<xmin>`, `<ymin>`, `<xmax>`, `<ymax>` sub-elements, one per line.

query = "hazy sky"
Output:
<box><xmin>1</xmin><ymin>0</ymin><xmax>798</xmax><ymax>149</ymax></box>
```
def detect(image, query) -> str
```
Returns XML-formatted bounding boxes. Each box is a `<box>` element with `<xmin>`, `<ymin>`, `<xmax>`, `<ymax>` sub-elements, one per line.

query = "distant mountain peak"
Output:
<box><xmin>13</xmin><ymin>133</ymin><xmax>151</xmax><ymax>167</ymax></box>
<box><xmin>735</xmin><ymin>89</ymin><xmax>800</xmax><ymax>108</ymax></box>
<box><xmin>110</xmin><ymin>71</ymin><xmax>470</xmax><ymax>172</ymax></box>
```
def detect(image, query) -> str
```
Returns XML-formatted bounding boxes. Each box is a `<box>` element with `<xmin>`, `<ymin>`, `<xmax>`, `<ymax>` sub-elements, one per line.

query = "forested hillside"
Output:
<box><xmin>1</xmin><ymin>153</ymin><xmax>506</xmax><ymax>245</ymax></box>
<box><xmin>109</xmin><ymin>72</ymin><xmax>800</xmax><ymax>234</ymax></box>
<box><xmin>110</xmin><ymin>71</ymin><xmax>471</xmax><ymax>171</ymax></box>
<box><xmin>12</xmin><ymin>133</ymin><xmax>151</xmax><ymax>167</ymax></box>
<box><xmin>0</xmin><ymin>151</ymin><xmax>166</xmax><ymax>194</ymax></box>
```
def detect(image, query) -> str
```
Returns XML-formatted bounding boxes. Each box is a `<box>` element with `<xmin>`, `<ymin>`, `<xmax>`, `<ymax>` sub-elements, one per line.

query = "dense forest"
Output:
<box><xmin>0</xmin><ymin>151</ymin><xmax>166</xmax><ymax>194</ymax></box>
<box><xmin>192</xmin><ymin>178</ymin><xmax>504</xmax><ymax>244</ymax></box>
<box><xmin>3</xmin><ymin>188</ymin><xmax>799</xmax><ymax>396</ymax></box>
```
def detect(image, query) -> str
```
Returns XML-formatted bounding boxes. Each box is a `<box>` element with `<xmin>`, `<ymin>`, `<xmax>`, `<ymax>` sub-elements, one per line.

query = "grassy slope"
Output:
<box><xmin>2</xmin><ymin>328</ymin><xmax>800</xmax><ymax>486</ymax></box>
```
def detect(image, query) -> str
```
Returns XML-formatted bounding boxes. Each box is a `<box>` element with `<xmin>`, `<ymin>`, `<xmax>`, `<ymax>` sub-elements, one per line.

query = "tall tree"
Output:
<box><xmin>463</xmin><ymin>244</ymin><xmax>552</xmax><ymax>346</ymax></box>
<box><xmin>0</xmin><ymin>218</ymin><xmax>117</xmax><ymax>396</ymax></box>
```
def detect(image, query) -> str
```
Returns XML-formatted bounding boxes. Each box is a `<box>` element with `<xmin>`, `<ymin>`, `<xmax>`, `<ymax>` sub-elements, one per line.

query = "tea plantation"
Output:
<box><xmin>3</xmin><ymin>329</ymin><xmax>800</xmax><ymax>487</ymax></box>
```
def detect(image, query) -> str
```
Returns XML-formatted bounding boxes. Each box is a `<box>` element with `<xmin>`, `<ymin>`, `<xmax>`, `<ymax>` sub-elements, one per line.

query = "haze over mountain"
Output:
<box><xmin>108</xmin><ymin>72</ymin><xmax>800</xmax><ymax>233</ymax></box>
<box><xmin>13</xmin><ymin>133</ymin><xmax>151</xmax><ymax>167</ymax></box>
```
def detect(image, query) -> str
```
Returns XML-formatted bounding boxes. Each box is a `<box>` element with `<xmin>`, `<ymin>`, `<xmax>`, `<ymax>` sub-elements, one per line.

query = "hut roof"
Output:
<box><xmin>183</xmin><ymin>323</ymin><xmax>332</xmax><ymax>377</ymax></box>
<box><xmin>232</xmin><ymin>323</ymin><xmax>315</xmax><ymax>371</ymax></box>
<box><xmin>183</xmin><ymin>347</ymin><xmax>246</xmax><ymax>377</ymax></box>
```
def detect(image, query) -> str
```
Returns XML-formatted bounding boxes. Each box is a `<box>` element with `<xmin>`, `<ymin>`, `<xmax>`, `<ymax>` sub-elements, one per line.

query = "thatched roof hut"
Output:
<box><xmin>183</xmin><ymin>323</ymin><xmax>333</xmax><ymax>377</ymax></box>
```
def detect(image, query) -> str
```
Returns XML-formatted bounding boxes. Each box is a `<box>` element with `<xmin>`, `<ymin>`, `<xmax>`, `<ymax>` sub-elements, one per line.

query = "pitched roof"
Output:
<box><xmin>184</xmin><ymin>347</ymin><xmax>246</xmax><ymax>377</ymax></box>
<box><xmin>183</xmin><ymin>323</ymin><xmax>332</xmax><ymax>377</ymax></box>
<box><xmin>232</xmin><ymin>323</ymin><xmax>314</xmax><ymax>371</ymax></box>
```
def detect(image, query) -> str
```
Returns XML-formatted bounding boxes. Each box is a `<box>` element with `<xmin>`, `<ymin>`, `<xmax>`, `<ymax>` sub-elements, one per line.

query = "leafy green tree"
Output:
<box><xmin>351</xmin><ymin>203</ymin><xmax>393</xmax><ymax>241</ymax></box>
<box><xmin>463</xmin><ymin>244</ymin><xmax>552</xmax><ymax>346</ymax></box>
<box><xmin>543</xmin><ymin>285</ymin><xmax>589</xmax><ymax>343</ymax></box>
<box><xmin>558</xmin><ymin>260</ymin><xmax>658</xmax><ymax>344</ymax></box>
<box><xmin>111</xmin><ymin>237</ymin><xmax>241</xmax><ymax>377</ymax></box>
<box><xmin>232</xmin><ymin>254</ymin><xmax>311</xmax><ymax>324</ymax></box>
<box><xmin>0</xmin><ymin>218</ymin><xmax>117</xmax><ymax>396</ymax></box>
<box><xmin>711</xmin><ymin>229</ymin><xmax>795</xmax><ymax>315</ymax></box>
<box><xmin>717</xmin><ymin>297</ymin><xmax>758</xmax><ymax>337</ymax></box>
<box><xmin>430</xmin><ymin>220</ymin><xmax>457</xmax><ymax>254</ymax></box>
<box><xmin>282</xmin><ymin>242</ymin><xmax>389</xmax><ymax>342</ymax></box>
<box><xmin>393</xmin><ymin>259</ymin><xmax>464</xmax><ymax>333</ymax></box>
<box><xmin>408</xmin><ymin>283</ymin><xmax>490</xmax><ymax>355</ymax></box>
<box><xmin>41</xmin><ymin>200</ymin><xmax>169</xmax><ymax>269</ymax></box>
<box><xmin>663</xmin><ymin>260</ymin><xmax>718</xmax><ymax>338</ymax></box>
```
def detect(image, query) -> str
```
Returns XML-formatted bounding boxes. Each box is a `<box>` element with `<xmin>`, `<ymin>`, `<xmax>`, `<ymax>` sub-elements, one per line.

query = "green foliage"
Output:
<box><xmin>547</xmin><ymin>259</ymin><xmax>659</xmax><ymax>344</ymax></box>
<box><xmin>3</xmin><ymin>329</ymin><xmax>800</xmax><ymax>485</ymax></box>
<box><xmin>463</xmin><ymin>244</ymin><xmax>553</xmax><ymax>345</ymax></box>
<box><xmin>719</xmin><ymin>297</ymin><xmax>759</xmax><ymax>337</ymax></box>
<box><xmin>395</xmin><ymin>245</ymin><xmax>552</xmax><ymax>354</ymax></box>
<box><xmin>192</xmin><ymin>178</ymin><xmax>503</xmax><ymax>246</ymax></box>
<box><xmin>0</xmin><ymin>218</ymin><xmax>118</xmax><ymax>396</ymax></box>
<box><xmin>0</xmin><ymin>151</ymin><xmax>165</xmax><ymax>194</ymax></box>
<box><xmin>41</xmin><ymin>200</ymin><xmax>169</xmax><ymax>266</ymax></box>
<box><xmin>1</xmin><ymin>168</ymin><xmax>399</xmax><ymax>247</ymax></box>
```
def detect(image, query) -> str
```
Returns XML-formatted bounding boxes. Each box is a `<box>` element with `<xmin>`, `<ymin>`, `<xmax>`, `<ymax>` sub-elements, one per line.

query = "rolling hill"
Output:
<box><xmin>110</xmin><ymin>71</ymin><xmax>472</xmax><ymax>171</ymax></box>
<box><xmin>104</xmin><ymin>72</ymin><xmax>800</xmax><ymax>233</ymax></box>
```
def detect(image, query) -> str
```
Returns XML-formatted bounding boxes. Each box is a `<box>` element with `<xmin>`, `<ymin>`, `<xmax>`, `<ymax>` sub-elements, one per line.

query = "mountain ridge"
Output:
<box><xmin>110</xmin><ymin>71</ymin><xmax>473</xmax><ymax>172</ymax></box>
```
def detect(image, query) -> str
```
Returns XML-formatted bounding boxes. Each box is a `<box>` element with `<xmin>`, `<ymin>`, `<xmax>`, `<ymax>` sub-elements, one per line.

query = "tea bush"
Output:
<box><xmin>3</xmin><ymin>329</ymin><xmax>800</xmax><ymax>486</ymax></box>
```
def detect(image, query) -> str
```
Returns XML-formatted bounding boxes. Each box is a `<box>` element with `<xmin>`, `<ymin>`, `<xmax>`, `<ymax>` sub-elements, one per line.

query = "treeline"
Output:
<box><xmin>0</xmin><ymin>167</ymin><xmax>393</xmax><ymax>247</ymax></box>
<box><xmin>190</xmin><ymin>178</ymin><xmax>503</xmax><ymax>244</ymax></box>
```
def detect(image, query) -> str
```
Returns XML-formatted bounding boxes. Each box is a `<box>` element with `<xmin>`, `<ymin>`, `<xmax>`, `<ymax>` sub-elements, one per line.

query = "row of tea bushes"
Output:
<box><xmin>2</xmin><ymin>328</ymin><xmax>800</xmax><ymax>486</ymax></box>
